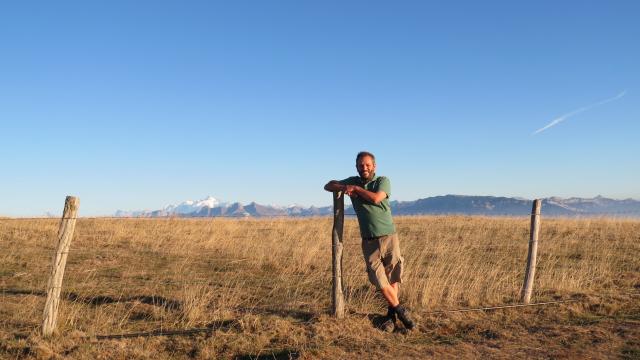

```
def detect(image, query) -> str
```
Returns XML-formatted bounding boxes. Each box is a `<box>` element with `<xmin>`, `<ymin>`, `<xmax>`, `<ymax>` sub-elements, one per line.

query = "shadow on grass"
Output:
<box><xmin>1</xmin><ymin>288</ymin><xmax>181</xmax><ymax>311</ymax></box>
<box><xmin>66</xmin><ymin>292</ymin><xmax>182</xmax><ymax>310</ymax></box>
<box><xmin>355</xmin><ymin>312</ymin><xmax>409</xmax><ymax>334</ymax></box>
<box><xmin>3</xmin><ymin>288</ymin><xmax>318</xmax><ymax>341</ymax></box>
<box><xmin>237</xmin><ymin>306</ymin><xmax>318</xmax><ymax>323</ymax></box>
<box><xmin>93</xmin><ymin>319</ymin><xmax>239</xmax><ymax>339</ymax></box>
<box><xmin>233</xmin><ymin>349</ymin><xmax>300</xmax><ymax>360</ymax></box>
<box><xmin>368</xmin><ymin>313</ymin><xmax>389</xmax><ymax>328</ymax></box>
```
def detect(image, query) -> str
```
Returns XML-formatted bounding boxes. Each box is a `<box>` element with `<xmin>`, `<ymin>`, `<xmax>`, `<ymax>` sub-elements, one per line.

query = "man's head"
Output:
<box><xmin>356</xmin><ymin>151</ymin><xmax>376</xmax><ymax>182</ymax></box>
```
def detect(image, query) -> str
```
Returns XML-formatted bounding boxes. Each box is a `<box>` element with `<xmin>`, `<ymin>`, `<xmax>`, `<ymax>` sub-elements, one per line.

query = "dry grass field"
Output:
<box><xmin>1</xmin><ymin>216</ymin><xmax>639</xmax><ymax>359</ymax></box>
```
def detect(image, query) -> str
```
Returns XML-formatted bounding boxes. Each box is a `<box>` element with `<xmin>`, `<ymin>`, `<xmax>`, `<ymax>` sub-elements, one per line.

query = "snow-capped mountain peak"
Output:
<box><xmin>194</xmin><ymin>196</ymin><xmax>220</xmax><ymax>208</ymax></box>
<box><xmin>163</xmin><ymin>196</ymin><xmax>224</xmax><ymax>215</ymax></box>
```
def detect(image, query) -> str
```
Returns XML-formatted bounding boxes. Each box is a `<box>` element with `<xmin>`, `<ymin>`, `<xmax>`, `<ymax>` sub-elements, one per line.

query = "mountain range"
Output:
<box><xmin>114</xmin><ymin>195</ymin><xmax>640</xmax><ymax>218</ymax></box>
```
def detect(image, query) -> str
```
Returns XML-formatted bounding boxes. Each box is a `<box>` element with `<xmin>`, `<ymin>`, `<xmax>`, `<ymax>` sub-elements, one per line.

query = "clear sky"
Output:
<box><xmin>1</xmin><ymin>1</ymin><xmax>638</xmax><ymax>216</ymax></box>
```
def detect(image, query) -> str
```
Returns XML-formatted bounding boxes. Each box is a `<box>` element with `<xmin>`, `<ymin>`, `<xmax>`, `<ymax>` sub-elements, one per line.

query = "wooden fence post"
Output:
<box><xmin>331</xmin><ymin>191</ymin><xmax>345</xmax><ymax>318</ymax></box>
<box><xmin>521</xmin><ymin>199</ymin><xmax>541</xmax><ymax>304</ymax></box>
<box><xmin>42</xmin><ymin>196</ymin><xmax>79</xmax><ymax>337</ymax></box>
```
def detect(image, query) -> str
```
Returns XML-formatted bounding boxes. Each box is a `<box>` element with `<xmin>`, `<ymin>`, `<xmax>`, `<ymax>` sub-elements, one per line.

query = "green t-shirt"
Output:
<box><xmin>339</xmin><ymin>175</ymin><xmax>396</xmax><ymax>238</ymax></box>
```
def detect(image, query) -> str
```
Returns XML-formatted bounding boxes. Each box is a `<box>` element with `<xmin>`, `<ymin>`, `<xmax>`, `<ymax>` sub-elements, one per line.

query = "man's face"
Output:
<box><xmin>356</xmin><ymin>156</ymin><xmax>376</xmax><ymax>182</ymax></box>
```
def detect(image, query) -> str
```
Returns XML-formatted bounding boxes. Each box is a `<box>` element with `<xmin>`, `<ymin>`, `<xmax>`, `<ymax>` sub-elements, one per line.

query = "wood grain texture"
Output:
<box><xmin>331</xmin><ymin>191</ymin><xmax>345</xmax><ymax>318</ymax></box>
<box><xmin>42</xmin><ymin>196</ymin><xmax>79</xmax><ymax>336</ymax></box>
<box><xmin>521</xmin><ymin>199</ymin><xmax>541</xmax><ymax>304</ymax></box>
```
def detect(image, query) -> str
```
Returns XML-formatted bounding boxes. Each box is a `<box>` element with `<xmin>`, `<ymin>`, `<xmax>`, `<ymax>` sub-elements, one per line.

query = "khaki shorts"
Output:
<box><xmin>361</xmin><ymin>233</ymin><xmax>404</xmax><ymax>290</ymax></box>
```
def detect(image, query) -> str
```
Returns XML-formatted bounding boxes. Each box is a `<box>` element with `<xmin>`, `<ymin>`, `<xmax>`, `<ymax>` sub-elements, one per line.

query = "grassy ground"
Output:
<box><xmin>1</xmin><ymin>216</ymin><xmax>639</xmax><ymax>359</ymax></box>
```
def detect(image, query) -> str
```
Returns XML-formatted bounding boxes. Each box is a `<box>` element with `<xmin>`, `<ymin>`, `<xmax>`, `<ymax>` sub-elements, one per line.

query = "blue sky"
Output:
<box><xmin>1</xmin><ymin>1</ymin><xmax>638</xmax><ymax>216</ymax></box>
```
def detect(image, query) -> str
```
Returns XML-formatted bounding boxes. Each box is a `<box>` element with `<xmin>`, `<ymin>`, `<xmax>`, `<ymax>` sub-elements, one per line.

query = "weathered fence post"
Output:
<box><xmin>42</xmin><ymin>196</ymin><xmax>79</xmax><ymax>337</ymax></box>
<box><xmin>521</xmin><ymin>199</ymin><xmax>541</xmax><ymax>304</ymax></box>
<box><xmin>331</xmin><ymin>191</ymin><xmax>345</xmax><ymax>318</ymax></box>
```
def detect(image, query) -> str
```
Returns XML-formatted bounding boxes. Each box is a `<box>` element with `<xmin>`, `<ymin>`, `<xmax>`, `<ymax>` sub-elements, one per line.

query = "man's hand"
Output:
<box><xmin>344</xmin><ymin>185</ymin><xmax>359</xmax><ymax>197</ymax></box>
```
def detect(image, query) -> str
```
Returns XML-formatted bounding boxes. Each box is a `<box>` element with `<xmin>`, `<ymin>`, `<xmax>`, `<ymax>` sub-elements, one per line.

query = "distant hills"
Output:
<box><xmin>115</xmin><ymin>195</ymin><xmax>640</xmax><ymax>218</ymax></box>
<box><xmin>391</xmin><ymin>195</ymin><xmax>640</xmax><ymax>217</ymax></box>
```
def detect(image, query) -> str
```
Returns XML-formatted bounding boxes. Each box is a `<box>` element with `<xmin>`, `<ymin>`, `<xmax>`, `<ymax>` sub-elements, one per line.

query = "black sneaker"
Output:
<box><xmin>381</xmin><ymin>305</ymin><xmax>397</xmax><ymax>332</ymax></box>
<box><xmin>379</xmin><ymin>314</ymin><xmax>396</xmax><ymax>332</ymax></box>
<box><xmin>387</xmin><ymin>305</ymin><xmax>396</xmax><ymax>319</ymax></box>
<box><xmin>394</xmin><ymin>305</ymin><xmax>415</xmax><ymax>330</ymax></box>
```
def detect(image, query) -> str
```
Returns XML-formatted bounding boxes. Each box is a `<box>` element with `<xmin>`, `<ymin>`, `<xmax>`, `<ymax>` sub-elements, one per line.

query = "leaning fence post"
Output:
<box><xmin>42</xmin><ymin>196</ymin><xmax>79</xmax><ymax>337</ymax></box>
<box><xmin>331</xmin><ymin>191</ymin><xmax>345</xmax><ymax>318</ymax></box>
<box><xmin>521</xmin><ymin>199</ymin><xmax>541</xmax><ymax>304</ymax></box>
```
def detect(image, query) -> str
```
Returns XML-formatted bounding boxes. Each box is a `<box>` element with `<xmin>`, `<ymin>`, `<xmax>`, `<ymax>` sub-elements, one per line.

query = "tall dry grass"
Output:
<box><xmin>1</xmin><ymin>216</ymin><xmax>639</xmax><ymax>339</ymax></box>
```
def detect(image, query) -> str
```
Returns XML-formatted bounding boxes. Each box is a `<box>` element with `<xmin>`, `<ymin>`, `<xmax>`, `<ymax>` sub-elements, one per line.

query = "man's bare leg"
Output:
<box><xmin>380</xmin><ymin>284</ymin><xmax>399</xmax><ymax>307</ymax></box>
<box><xmin>377</xmin><ymin>284</ymin><xmax>399</xmax><ymax>331</ymax></box>
<box><xmin>391</xmin><ymin>282</ymin><xmax>399</xmax><ymax>296</ymax></box>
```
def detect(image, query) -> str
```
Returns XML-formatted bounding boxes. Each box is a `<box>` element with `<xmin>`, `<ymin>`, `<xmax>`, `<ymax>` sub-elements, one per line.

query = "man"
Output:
<box><xmin>324</xmin><ymin>151</ymin><xmax>415</xmax><ymax>331</ymax></box>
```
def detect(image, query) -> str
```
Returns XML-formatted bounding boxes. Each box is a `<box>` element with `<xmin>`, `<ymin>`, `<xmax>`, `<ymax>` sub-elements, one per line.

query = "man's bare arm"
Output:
<box><xmin>324</xmin><ymin>181</ymin><xmax>386</xmax><ymax>204</ymax></box>
<box><xmin>324</xmin><ymin>180</ymin><xmax>346</xmax><ymax>192</ymax></box>
<box><xmin>346</xmin><ymin>186</ymin><xmax>387</xmax><ymax>205</ymax></box>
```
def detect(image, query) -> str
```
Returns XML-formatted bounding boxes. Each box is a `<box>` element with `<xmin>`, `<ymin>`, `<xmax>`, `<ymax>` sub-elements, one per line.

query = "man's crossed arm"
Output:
<box><xmin>324</xmin><ymin>180</ymin><xmax>387</xmax><ymax>205</ymax></box>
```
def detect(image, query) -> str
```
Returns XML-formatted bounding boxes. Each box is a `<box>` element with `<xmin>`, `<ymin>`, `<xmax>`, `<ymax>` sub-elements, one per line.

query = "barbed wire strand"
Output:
<box><xmin>2</xmin><ymin>266</ymin><xmax>524</xmax><ymax>282</ymax></box>
<box><xmin>422</xmin><ymin>299</ymin><xmax>583</xmax><ymax>315</ymax></box>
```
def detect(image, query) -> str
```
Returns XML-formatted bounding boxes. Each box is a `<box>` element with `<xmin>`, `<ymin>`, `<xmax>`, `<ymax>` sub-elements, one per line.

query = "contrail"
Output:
<box><xmin>532</xmin><ymin>90</ymin><xmax>626</xmax><ymax>135</ymax></box>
